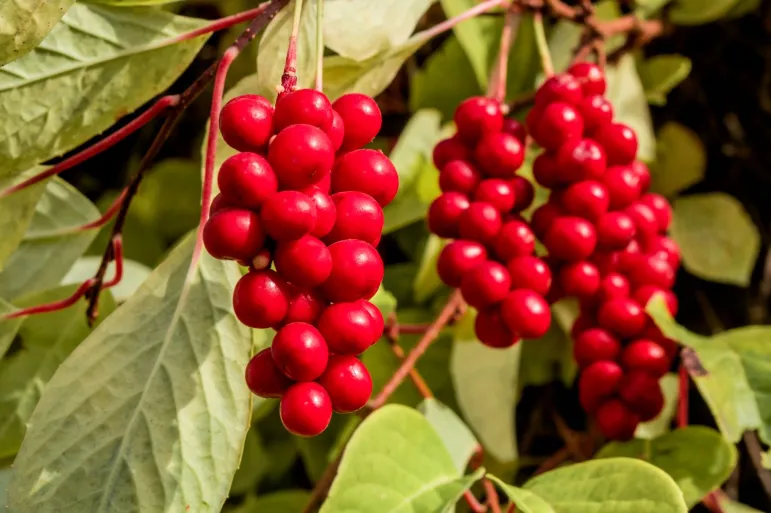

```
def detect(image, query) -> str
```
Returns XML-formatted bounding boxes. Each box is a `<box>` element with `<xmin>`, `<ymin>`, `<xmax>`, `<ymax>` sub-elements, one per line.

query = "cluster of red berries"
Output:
<box><xmin>427</xmin><ymin>97</ymin><xmax>552</xmax><ymax>348</ymax></box>
<box><xmin>526</xmin><ymin>62</ymin><xmax>681</xmax><ymax>441</ymax></box>
<box><xmin>203</xmin><ymin>88</ymin><xmax>398</xmax><ymax>437</ymax></box>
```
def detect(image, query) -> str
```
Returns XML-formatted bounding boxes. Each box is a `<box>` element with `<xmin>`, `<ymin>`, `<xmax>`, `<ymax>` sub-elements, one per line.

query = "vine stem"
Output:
<box><xmin>384</xmin><ymin>315</ymin><xmax>434</xmax><ymax>399</ymax></box>
<box><xmin>315</xmin><ymin>0</ymin><xmax>324</xmax><ymax>90</ymax></box>
<box><xmin>279</xmin><ymin>0</ymin><xmax>305</xmax><ymax>97</ymax></box>
<box><xmin>677</xmin><ymin>362</ymin><xmax>688</xmax><ymax>428</ymax></box>
<box><xmin>532</xmin><ymin>11</ymin><xmax>553</xmax><ymax>77</ymax></box>
<box><xmin>415</xmin><ymin>0</ymin><xmax>509</xmax><ymax>42</ymax></box>
<box><xmin>484</xmin><ymin>478</ymin><xmax>502</xmax><ymax>513</ymax></box>
<box><xmin>488</xmin><ymin>6</ymin><xmax>520</xmax><ymax>102</ymax></box>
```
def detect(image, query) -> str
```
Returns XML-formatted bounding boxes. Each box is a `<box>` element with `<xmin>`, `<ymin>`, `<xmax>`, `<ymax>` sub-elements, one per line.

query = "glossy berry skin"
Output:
<box><xmin>427</xmin><ymin>192</ymin><xmax>470</xmax><ymax>238</ymax></box>
<box><xmin>273</xmin><ymin>89</ymin><xmax>332</xmax><ymax>132</ymax></box>
<box><xmin>260</xmin><ymin>191</ymin><xmax>317</xmax><ymax>241</ymax></box>
<box><xmin>604</xmin><ymin>165</ymin><xmax>643</xmax><ymax>210</ymax></box>
<box><xmin>219</xmin><ymin>94</ymin><xmax>273</xmax><ymax>152</ymax></box>
<box><xmin>233</xmin><ymin>270</ymin><xmax>289</xmax><ymax>329</ymax></box>
<box><xmin>579</xmin><ymin>95</ymin><xmax>613</xmax><ymax>131</ymax></box>
<box><xmin>593</xmin><ymin>123</ymin><xmax>638</xmax><ymax>166</ymax></box>
<box><xmin>507</xmin><ymin>256</ymin><xmax>552</xmax><ymax>296</ymax></box>
<box><xmin>650</xmin><ymin>236</ymin><xmax>681</xmax><ymax>269</ymax></box>
<box><xmin>532</xmin><ymin>152</ymin><xmax>560</xmax><ymax>188</ymax></box>
<box><xmin>458</xmin><ymin>202</ymin><xmax>503</xmax><ymax>244</ymax></box>
<box><xmin>454</xmin><ymin>96</ymin><xmax>503</xmax><ymax>143</ymax></box>
<box><xmin>530</xmin><ymin>202</ymin><xmax>563</xmax><ymax>238</ymax></box>
<box><xmin>598</xmin><ymin>297</ymin><xmax>647</xmax><ymax>338</ymax></box>
<box><xmin>325</xmin><ymin>191</ymin><xmax>384</xmax><ymax>246</ymax></box>
<box><xmin>210</xmin><ymin>193</ymin><xmax>229</xmax><ymax>216</ymax></box>
<box><xmin>578</xmin><ymin>361</ymin><xmax>623</xmax><ymax>413</ymax></box>
<box><xmin>274</xmin><ymin>235</ymin><xmax>332</xmax><ymax>288</ymax></box>
<box><xmin>203</xmin><ymin>209</ymin><xmax>265</xmax><ymax>261</ymax></box>
<box><xmin>622</xmin><ymin>339</ymin><xmax>670</xmax><ymax>377</ymax></box>
<box><xmin>358</xmin><ymin>300</ymin><xmax>385</xmax><ymax>341</ymax></box>
<box><xmin>321</xmin><ymin>240</ymin><xmax>384</xmax><ymax>302</ymax></box>
<box><xmin>639</xmin><ymin>193</ymin><xmax>672</xmax><ymax>232</ymax></box>
<box><xmin>283</xmin><ymin>286</ymin><xmax>325</xmax><ymax>325</ymax></box>
<box><xmin>544</xmin><ymin>217</ymin><xmax>597</xmax><ymax>261</ymax></box>
<box><xmin>493</xmin><ymin>220</ymin><xmax>535</xmax><ymax>261</ymax></box>
<box><xmin>474</xmin><ymin>179</ymin><xmax>516</xmax><ymax>212</ymax></box>
<box><xmin>333</xmin><ymin>93</ymin><xmax>383</xmax><ymax>151</ymax></box>
<box><xmin>245</xmin><ymin>348</ymin><xmax>292</xmax><ymax>398</ymax></box>
<box><xmin>432</xmin><ymin>137</ymin><xmax>472</xmax><ymax>169</ymax></box>
<box><xmin>635</xmin><ymin>285</ymin><xmax>678</xmax><ymax>316</ymax></box>
<box><xmin>568</xmin><ymin>62</ymin><xmax>606</xmax><ymax>95</ymax></box>
<box><xmin>500</xmin><ymin>289</ymin><xmax>551</xmax><ymax>339</ymax></box>
<box><xmin>510</xmin><ymin>176</ymin><xmax>535</xmax><ymax>211</ymax></box>
<box><xmin>502</xmin><ymin>118</ymin><xmax>527</xmax><ymax>142</ymax></box>
<box><xmin>573</xmin><ymin>328</ymin><xmax>621</xmax><ymax>368</ymax></box>
<box><xmin>616</xmin><ymin>240</ymin><xmax>643</xmax><ymax>274</ymax></box>
<box><xmin>630</xmin><ymin>160</ymin><xmax>652</xmax><ymax>193</ymax></box>
<box><xmin>437</xmin><ymin>240</ymin><xmax>488</xmax><ymax>287</ymax></box>
<box><xmin>303</xmin><ymin>186</ymin><xmax>337</xmax><ymax>238</ymax></box>
<box><xmin>271</xmin><ymin>322</ymin><xmax>329</xmax><ymax>381</ymax></box>
<box><xmin>280</xmin><ymin>382</ymin><xmax>332</xmax><ymax>437</ymax></box>
<box><xmin>460</xmin><ymin>261</ymin><xmax>511</xmax><ymax>309</ymax></box>
<box><xmin>597</xmin><ymin>272</ymin><xmax>631</xmax><ymax>303</ymax></box>
<box><xmin>626</xmin><ymin>203</ymin><xmax>659</xmax><ymax>246</ymax></box>
<box><xmin>217</xmin><ymin>152</ymin><xmax>278</xmax><ymax>210</ymax></box>
<box><xmin>560</xmin><ymin>180</ymin><xmax>609</xmax><ymax>222</ymax></box>
<box><xmin>268</xmin><ymin>124</ymin><xmax>334</xmax><ymax>189</ymax></box>
<box><xmin>596</xmin><ymin>211</ymin><xmax>636</xmax><ymax>250</ymax></box>
<box><xmin>475</xmin><ymin>307</ymin><xmax>519</xmax><ymax>348</ymax></box>
<box><xmin>531</xmin><ymin>102</ymin><xmax>584</xmax><ymax>151</ymax></box>
<box><xmin>319</xmin><ymin>355</ymin><xmax>373</xmax><ymax>413</ymax></box>
<box><xmin>628</xmin><ymin>254</ymin><xmax>676</xmax><ymax>289</ymax></box>
<box><xmin>595</xmin><ymin>399</ymin><xmax>640</xmax><ymax>441</ymax></box>
<box><xmin>439</xmin><ymin>160</ymin><xmax>482</xmax><ymax>194</ymax></box>
<box><xmin>554</xmin><ymin>138</ymin><xmax>607</xmax><ymax>183</ymax></box>
<box><xmin>318</xmin><ymin>302</ymin><xmax>379</xmax><ymax>355</ymax></box>
<box><xmin>474</xmin><ymin>132</ymin><xmax>525</xmax><ymax>177</ymax></box>
<box><xmin>325</xmin><ymin>110</ymin><xmax>345</xmax><ymax>151</ymax></box>
<box><xmin>331</xmin><ymin>149</ymin><xmax>399</xmax><ymax>207</ymax></box>
<box><xmin>535</xmin><ymin>74</ymin><xmax>583</xmax><ymax>106</ymax></box>
<box><xmin>559</xmin><ymin>261</ymin><xmax>600</xmax><ymax>299</ymax></box>
<box><xmin>618</xmin><ymin>371</ymin><xmax>665</xmax><ymax>421</ymax></box>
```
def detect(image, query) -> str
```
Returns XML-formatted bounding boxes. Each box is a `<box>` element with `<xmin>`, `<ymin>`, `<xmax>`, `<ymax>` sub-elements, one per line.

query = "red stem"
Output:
<box><xmin>168</xmin><ymin>3</ymin><xmax>272</xmax><ymax>44</ymax></box>
<box><xmin>488</xmin><ymin>7</ymin><xmax>519</xmax><ymax>102</ymax></box>
<box><xmin>484</xmin><ymin>478</ymin><xmax>502</xmax><ymax>513</ymax></box>
<box><xmin>76</xmin><ymin>188</ymin><xmax>128</xmax><ymax>232</ymax></box>
<box><xmin>102</xmin><ymin>236</ymin><xmax>124</xmax><ymax>289</ymax></box>
<box><xmin>3</xmin><ymin>279</ymin><xmax>97</xmax><ymax>320</ymax></box>
<box><xmin>678</xmin><ymin>362</ymin><xmax>688</xmax><ymax>428</ymax></box>
<box><xmin>464</xmin><ymin>490</ymin><xmax>488</xmax><ymax>513</ymax></box>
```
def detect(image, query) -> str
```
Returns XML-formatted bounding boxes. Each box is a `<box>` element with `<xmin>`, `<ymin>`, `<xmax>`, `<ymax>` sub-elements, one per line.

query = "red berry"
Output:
<box><xmin>271</xmin><ymin>322</ymin><xmax>329</xmax><ymax>381</ymax></box>
<box><xmin>280</xmin><ymin>382</ymin><xmax>332</xmax><ymax>437</ymax></box>
<box><xmin>578</xmin><ymin>95</ymin><xmax>613</xmax><ymax>131</ymax></box>
<box><xmin>268</xmin><ymin>124</ymin><xmax>334</xmax><ymax>189</ymax></box>
<box><xmin>233</xmin><ymin>270</ymin><xmax>290</xmax><ymax>328</ymax></box>
<box><xmin>493</xmin><ymin>220</ymin><xmax>535</xmax><ymax>261</ymax></box>
<box><xmin>578</xmin><ymin>361</ymin><xmax>623</xmax><ymax>413</ymax></box>
<box><xmin>510</xmin><ymin>176</ymin><xmax>535</xmax><ymax>211</ymax></box>
<box><xmin>598</xmin><ymin>298</ymin><xmax>646</xmax><ymax>338</ymax></box>
<box><xmin>618</xmin><ymin>371</ymin><xmax>665</xmax><ymax>421</ymax></box>
<box><xmin>559</xmin><ymin>261</ymin><xmax>600</xmax><ymax>299</ymax></box>
<box><xmin>532</xmin><ymin>152</ymin><xmax>560</xmax><ymax>188</ymax></box>
<box><xmin>502</xmin><ymin>118</ymin><xmax>527</xmax><ymax>142</ymax></box>
<box><xmin>630</xmin><ymin>160</ymin><xmax>651</xmax><ymax>193</ymax></box>
<box><xmin>621</xmin><ymin>339</ymin><xmax>670</xmax><ymax>377</ymax></box>
<box><xmin>210</xmin><ymin>193</ymin><xmax>229</xmax><ymax>216</ymax></box>
<box><xmin>333</xmin><ymin>93</ymin><xmax>383</xmax><ymax>151</ymax></box>
<box><xmin>458</xmin><ymin>202</ymin><xmax>503</xmax><ymax>244</ymax></box>
<box><xmin>597</xmin><ymin>272</ymin><xmax>630</xmax><ymax>302</ymax></box>
<box><xmin>331</xmin><ymin>149</ymin><xmax>399</xmax><ymax>207</ymax></box>
<box><xmin>325</xmin><ymin>191</ymin><xmax>384</xmax><ymax>246</ymax></box>
<box><xmin>460</xmin><ymin>261</ymin><xmax>511</xmax><ymax>309</ymax></box>
<box><xmin>573</xmin><ymin>328</ymin><xmax>621</xmax><ymax>368</ymax></box>
<box><xmin>560</xmin><ymin>180</ymin><xmax>610</xmax><ymax>221</ymax></box>
<box><xmin>635</xmin><ymin>285</ymin><xmax>678</xmax><ymax>316</ymax></box>
<box><xmin>303</xmin><ymin>186</ymin><xmax>337</xmax><ymax>238</ymax></box>
<box><xmin>321</xmin><ymin>240</ymin><xmax>383</xmax><ymax>302</ymax></box>
<box><xmin>273</xmin><ymin>89</ymin><xmax>333</xmax><ymax>132</ymax></box>
<box><xmin>475</xmin><ymin>306</ymin><xmax>519</xmax><ymax>348</ymax></box>
<box><xmin>628</xmin><ymin>254</ymin><xmax>676</xmax><ymax>289</ymax></box>
<box><xmin>596</xmin><ymin>211</ymin><xmax>636</xmax><ymax>250</ymax></box>
<box><xmin>261</xmin><ymin>190</ymin><xmax>317</xmax><ymax>241</ymax></box>
<box><xmin>639</xmin><ymin>193</ymin><xmax>672</xmax><ymax>232</ymax></box>
<box><xmin>203</xmin><ymin>209</ymin><xmax>265</xmax><ymax>261</ymax></box>
<box><xmin>274</xmin><ymin>235</ymin><xmax>332</xmax><ymax>287</ymax></box>
<box><xmin>531</xmin><ymin>102</ymin><xmax>584</xmax><ymax>150</ymax></box>
<box><xmin>358</xmin><ymin>300</ymin><xmax>385</xmax><ymax>341</ymax></box>
<box><xmin>501</xmin><ymin>289</ymin><xmax>551</xmax><ymax>339</ymax></box>
<box><xmin>311</xmin><ymin>172</ymin><xmax>332</xmax><ymax>193</ymax></box>
<box><xmin>219</xmin><ymin>94</ymin><xmax>273</xmax><ymax>152</ymax></box>
<box><xmin>427</xmin><ymin>192</ymin><xmax>470</xmax><ymax>238</ymax></box>
<box><xmin>439</xmin><ymin>160</ymin><xmax>482</xmax><ymax>194</ymax></box>
<box><xmin>245</xmin><ymin>348</ymin><xmax>292</xmax><ymax>398</ymax></box>
<box><xmin>593</xmin><ymin>123</ymin><xmax>638</xmax><ymax>166</ymax></box>
<box><xmin>318</xmin><ymin>302</ymin><xmax>379</xmax><ymax>354</ymax></box>
<box><xmin>617</xmin><ymin>239</ymin><xmax>643</xmax><ymax>273</ymax></box>
<box><xmin>595</xmin><ymin>399</ymin><xmax>640</xmax><ymax>441</ymax></box>
<box><xmin>506</xmin><ymin>256</ymin><xmax>552</xmax><ymax>296</ymax></box>
<box><xmin>531</xmin><ymin>201</ymin><xmax>563</xmax><ymax>238</ymax></box>
<box><xmin>437</xmin><ymin>240</ymin><xmax>488</xmax><ymax>287</ymax></box>
<box><xmin>319</xmin><ymin>355</ymin><xmax>373</xmax><ymax>413</ymax></box>
<box><xmin>535</xmin><ymin>73</ymin><xmax>583</xmax><ymax>106</ymax></box>
<box><xmin>283</xmin><ymin>286</ymin><xmax>325</xmax><ymax>325</ymax></box>
<box><xmin>571</xmin><ymin>313</ymin><xmax>595</xmax><ymax>340</ymax></box>
<box><xmin>604</xmin><ymin>165</ymin><xmax>643</xmax><ymax>210</ymax></box>
<box><xmin>432</xmin><ymin>136</ymin><xmax>472</xmax><ymax>169</ymax></box>
<box><xmin>325</xmin><ymin>110</ymin><xmax>345</xmax><ymax>151</ymax></box>
<box><xmin>217</xmin><ymin>153</ymin><xmax>278</xmax><ymax>210</ymax></box>
<box><xmin>474</xmin><ymin>132</ymin><xmax>525</xmax><ymax>177</ymax></box>
<box><xmin>568</xmin><ymin>62</ymin><xmax>606</xmax><ymax>96</ymax></box>
<box><xmin>591</xmin><ymin>250</ymin><xmax>621</xmax><ymax>275</ymax></box>
<box><xmin>554</xmin><ymin>138</ymin><xmax>607</xmax><ymax>183</ymax></box>
<box><xmin>454</xmin><ymin>96</ymin><xmax>503</xmax><ymax>143</ymax></box>
<box><xmin>626</xmin><ymin>202</ymin><xmax>659</xmax><ymax>246</ymax></box>
<box><xmin>650</xmin><ymin>236</ymin><xmax>681</xmax><ymax>269</ymax></box>
<box><xmin>474</xmin><ymin>179</ymin><xmax>516</xmax><ymax>212</ymax></box>
<box><xmin>544</xmin><ymin>217</ymin><xmax>597</xmax><ymax>261</ymax></box>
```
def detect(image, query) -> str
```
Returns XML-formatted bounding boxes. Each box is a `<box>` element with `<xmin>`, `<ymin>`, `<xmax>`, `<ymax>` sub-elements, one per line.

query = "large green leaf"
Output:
<box><xmin>635</xmin><ymin>373</ymin><xmax>679</xmax><ymax>439</ymax></box>
<box><xmin>720</xmin><ymin>497</ymin><xmax>764</xmax><ymax>513</ymax></box>
<box><xmin>650</xmin><ymin>122</ymin><xmax>706</xmax><ymax>196</ymax></box>
<box><xmin>638</xmin><ymin>55</ymin><xmax>692</xmax><ymax>105</ymax></box>
<box><xmin>669</xmin><ymin>0</ymin><xmax>743</xmax><ymax>25</ymax></box>
<box><xmin>524</xmin><ymin>458</ymin><xmax>688</xmax><ymax>512</ymax></box>
<box><xmin>0</xmin><ymin>172</ymin><xmax>48</xmax><ymax>271</ymax></box>
<box><xmin>0</xmin><ymin>0</ymin><xmax>75</xmax><ymax>67</ymax></box>
<box><xmin>389</xmin><ymin>109</ymin><xmax>443</xmax><ymax>194</ymax></box>
<box><xmin>0</xmin><ymin>466</ymin><xmax>10</xmax><ymax>509</ymax></box>
<box><xmin>8</xmin><ymin>235</ymin><xmax>253</xmax><ymax>512</ymax></box>
<box><xmin>319</xmin><ymin>404</ymin><xmax>485</xmax><ymax>513</ymax></box>
<box><xmin>412</xmin><ymin>235</ymin><xmax>447</xmax><ymax>304</ymax></box>
<box><xmin>451</xmin><ymin>311</ymin><xmax>519</xmax><ymax>463</ymax></box>
<box><xmin>671</xmin><ymin>193</ymin><xmax>759</xmax><ymax>286</ymax></box>
<box><xmin>0</xmin><ymin>298</ymin><xmax>22</xmax><ymax>360</ymax></box>
<box><xmin>0</xmin><ymin>178</ymin><xmax>100</xmax><ymax>300</ymax></box>
<box><xmin>0</xmin><ymin>4</ymin><xmax>209</xmax><ymax>179</ymax></box>
<box><xmin>596</xmin><ymin>427</ymin><xmax>737</xmax><ymax>506</ymax></box>
<box><xmin>418</xmin><ymin>398</ymin><xmax>479</xmax><ymax>474</ymax></box>
<box><xmin>0</xmin><ymin>285</ymin><xmax>115</xmax><ymax>459</ymax></box>
<box><xmin>487</xmin><ymin>475</ymin><xmax>554</xmax><ymax>513</ymax></box>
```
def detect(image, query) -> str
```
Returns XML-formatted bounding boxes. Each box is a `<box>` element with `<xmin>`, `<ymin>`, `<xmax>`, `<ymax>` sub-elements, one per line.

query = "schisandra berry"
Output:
<box><xmin>268</xmin><ymin>124</ymin><xmax>334</xmax><ymax>189</ymax></box>
<box><xmin>217</xmin><ymin>152</ymin><xmax>278</xmax><ymax>210</ymax></box>
<box><xmin>544</xmin><ymin>217</ymin><xmax>597</xmax><ymax>261</ymax></box>
<box><xmin>559</xmin><ymin>261</ymin><xmax>601</xmax><ymax>299</ymax></box>
<box><xmin>639</xmin><ymin>193</ymin><xmax>672</xmax><ymax>232</ymax></box>
<box><xmin>439</xmin><ymin>160</ymin><xmax>482</xmax><ymax>195</ymax></box>
<box><xmin>303</xmin><ymin>186</ymin><xmax>337</xmax><ymax>238</ymax></box>
<box><xmin>318</xmin><ymin>355</ymin><xmax>373</xmax><ymax>413</ymax></box>
<box><xmin>458</xmin><ymin>202</ymin><xmax>503</xmax><ymax>244</ymax></box>
<box><xmin>630</xmin><ymin>161</ymin><xmax>652</xmax><ymax>192</ymax></box>
<box><xmin>595</xmin><ymin>399</ymin><xmax>640</xmax><ymax>441</ymax></box>
<box><xmin>592</xmin><ymin>123</ymin><xmax>638</xmax><ymax>165</ymax></box>
<box><xmin>635</xmin><ymin>285</ymin><xmax>679</xmax><ymax>316</ymax></box>
<box><xmin>596</xmin><ymin>211</ymin><xmax>636</xmax><ymax>249</ymax></box>
<box><xmin>604</xmin><ymin>165</ymin><xmax>643</xmax><ymax>210</ymax></box>
<box><xmin>475</xmin><ymin>307</ymin><xmax>519</xmax><ymax>348</ymax></box>
<box><xmin>501</xmin><ymin>118</ymin><xmax>527</xmax><ymax>142</ymax></box>
<box><xmin>427</xmin><ymin>192</ymin><xmax>470</xmax><ymax>238</ymax></box>
<box><xmin>331</xmin><ymin>149</ymin><xmax>399</xmax><ymax>207</ymax></box>
<box><xmin>274</xmin><ymin>235</ymin><xmax>332</xmax><ymax>288</ymax></box>
<box><xmin>260</xmin><ymin>190</ymin><xmax>317</xmax><ymax>241</ymax></box>
<box><xmin>325</xmin><ymin>110</ymin><xmax>345</xmax><ymax>151</ymax></box>
<box><xmin>626</xmin><ymin>203</ymin><xmax>659</xmax><ymax>245</ymax></box>
<box><xmin>618</xmin><ymin>371</ymin><xmax>665</xmax><ymax>421</ymax></box>
<box><xmin>245</xmin><ymin>348</ymin><xmax>292</xmax><ymax>398</ymax></box>
<box><xmin>454</xmin><ymin>96</ymin><xmax>503</xmax><ymax>143</ymax></box>
<box><xmin>500</xmin><ymin>289</ymin><xmax>551</xmax><ymax>339</ymax></box>
<box><xmin>325</xmin><ymin>191</ymin><xmax>384</xmax><ymax>246</ymax></box>
<box><xmin>203</xmin><ymin>209</ymin><xmax>264</xmax><ymax>261</ymax></box>
<box><xmin>473</xmin><ymin>179</ymin><xmax>516</xmax><ymax>212</ymax></box>
<box><xmin>567</xmin><ymin>62</ymin><xmax>606</xmax><ymax>96</ymax></box>
<box><xmin>280</xmin><ymin>382</ymin><xmax>332</xmax><ymax>437</ymax></box>
<box><xmin>530</xmin><ymin>201</ymin><xmax>563</xmax><ymax>238</ymax></box>
<box><xmin>437</xmin><ymin>240</ymin><xmax>488</xmax><ymax>288</ymax></box>
<box><xmin>432</xmin><ymin>136</ymin><xmax>472</xmax><ymax>169</ymax></box>
<box><xmin>318</xmin><ymin>302</ymin><xmax>379</xmax><ymax>354</ymax></box>
<box><xmin>578</xmin><ymin>361</ymin><xmax>623</xmax><ymax>411</ymax></box>
<box><xmin>271</xmin><ymin>322</ymin><xmax>329</xmax><ymax>381</ymax></box>
<box><xmin>559</xmin><ymin>180</ymin><xmax>610</xmax><ymax>221</ymax></box>
<box><xmin>210</xmin><ymin>193</ymin><xmax>228</xmax><ymax>216</ymax></box>
<box><xmin>510</xmin><ymin>176</ymin><xmax>535</xmax><ymax>211</ymax></box>
<box><xmin>530</xmin><ymin>102</ymin><xmax>584</xmax><ymax>150</ymax></box>
<box><xmin>460</xmin><ymin>261</ymin><xmax>511</xmax><ymax>309</ymax></box>
<box><xmin>493</xmin><ymin>220</ymin><xmax>536</xmax><ymax>261</ymax></box>
<box><xmin>579</xmin><ymin>95</ymin><xmax>613</xmax><ymax>131</ymax></box>
<box><xmin>473</xmin><ymin>132</ymin><xmax>525</xmax><ymax>177</ymax></box>
<box><xmin>533</xmin><ymin>152</ymin><xmax>560</xmax><ymax>188</ymax></box>
<box><xmin>597</xmin><ymin>297</ymin><xmax>647</xmax><ymax>338</ymax></box>
<box><xmin>358</xmin><ymin>300</ymin><xmax>385</xmax><ymax>341</ymax></box>
<box><xmin>554</xmin><ymin>138</ymin><xmax>607</xmax><ymax>183</ymax></box>
<box><xmin>535</xmin><ymin>74</ymin><xmax>583</xmax><ymax>106</ymax></box>
<box><xmin>321</xmin><ymin>240</ymin><xmax>384</xmax><ymax>302</ymax></box>
<box><xmin>597</xmin><ymin>272</ymin><xmax>631</xmax><ymax>302</ymax></box>
<box><xmin>627</xmin><ymin>254</ymin><xmax>676</xmax><ymax>289</ymax></box>
<box><xmin>506</xmin><ymin>256</ymin><xmax>552</xmax><ymax>296</ymax></box>
<box><xmin>332</xmin><ymin>93</ymin><xmax>382</xmax><ymax>151</ymax></box>
<box><xmin>233</xmin><ymin>269</ymin><xmax>289</xmax><ymax>329</ymax></box>
<box><xmin>573</xmin><ymin>328</ymin><xmax>621</xmax><ymax>368</ymax></box>
<box><xmin>273</xmin><ymin>88</ymin><xmax>332</xmax><ymax>132</ymax></box>
<box><xmin>621</xmin><ymin>339</ymin><xmax>670</xmax><ymax>377</ymax></box>
<box><xmin>283</xmin><ymin>286</ymin><xmax>325</xmax><ymax>325</ymax></box>
<box><xmin>219</xmin><ymin>94</ymin><xmax>273</xmax><ymax>152</ymax></box>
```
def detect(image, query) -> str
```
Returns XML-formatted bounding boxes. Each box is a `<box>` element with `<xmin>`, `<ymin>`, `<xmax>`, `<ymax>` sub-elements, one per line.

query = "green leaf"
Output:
<box><xmin>371</xmin><ymin>285</ymin><xmax>398</xmax><ymax>319</ymax></box>
<box><xmin>60</xmin><ymin>256</ymin><xmax>152</xmax><ymax>303</ymax></box>
<box><xmin>451</xmin><ymin>311</ymin><xmax>519</xmax><ymax>463</ymax></box>
<box><xmin>0</xmin><ymin>178</ymin><xmax>100</xmax><ymax>301</ymax></box>
<box><xmin>720</xmin><ymin>497</ymin><xmax>764</xmax><ymax>513</ymax></box>
<box><xmin>0</xmin><ymin>4</ymin><xmax>209</xmax><ymax>180</ymax></box>
<box><xmin>439</xmin><ymin>0</ymin><xmax>495</xmax><ymax>89</ymax></box>
<box><xmin>635</xmin><ymin>373</ymin><xmax>679</xmax><ymax>439</ymax></box>
<box><xmin>418</xmin><ymin>398</ymin><xmax>479</xmax><ymax>473</ymax></box>
<box><xmin>319</xmin><ymin>404</ymin><xmax>485</xmax><ymax>513</ymax></box>
<box><xmin>324</xmin><ymin>0</ymin><xmax>434</xmax><ymax>62</ymax></box>
<box><xmin>389</xmin><ymin>110</ymin><xmax>443</xmax><ymax>194</ymax></box>
<box><xmin>487</xmin><ymin>475</ymin><xmax>554</xmax><ymax>513</ymax></box>
<box><xmin>256</xmin><ymin>0</ymin><xmax>317</xmax><ymax>102</ymax></box>
<box><xmin>412</xmin><ymin>235</ymin><xmax>447</xmax><ymax>304</ymax></box>
<box><xmin>0</xmin><ymin>0</ymin><xmax>75</xmax><ymax>67</ymax></box>
<box><xmin>605</xmin><ymin>55</ymin><xmax>656</xmax><ymax>162</ymax></box>
<box><xmin>8</xmin><ymin>234</ymin><xmax>253</xmax><ymax>512</ymax></box>
<box><xmin>0</xmin><ymin>285</ymin><xmax>115</xmax><ymax>459</ymax></box>
<box><xmin>230</xmin><ymin>428</ymin><xmax>268</xmax><ymax>496</ymax></box>
<box><xmin>524</xmin><ymin>458</ymin><xmax>689</xmax><ymax>512</ymax></box>
<box><xmin>85</xmin><ymin>0</ymin><xmax>184</xmax><ymax>5</ymax></box>
<box><xmin>0</xmin><ymin>172</ymin><xmax>48</xmax><ymax>271</ymax></box>
<box><xmin>596</xmin><ymin>427</ymin><xmax>737</xmax><ymax>507</ymax></box>
<box><xmin>634</xmin><ymin>0</ymin><xmax>673</xmax><ymax>16</ymax></box>
<box><xmin>724</xmin><ymin>0</ymin><xmax>761</xmax><ymax>18</ymax></box>
<box><xmin>296</xmin><ymin>415</ymin><xmax>359</xmax><ymax>481</ymax></box>
<box><xmin>0</xmin><ymin>466</ymin><xmax>10</xmax><ymax>509</ymax></box>
<box><xmin>639</xmin><ymin>55</ymin><xmax>692</xmax><ymax>105</ymax></box>
<box><xmin>669</xmin><ymin>0</ymin><xmax>743</xmax><ymax>25</ymax></box>
<box><xmin>671</xmin><ymin>193</ymin><xmax>759</xmax><ymax>286</ymax></box>
<box><xmin>230</xmin><ymin>491</ymin><xmax>311</xmax><ymax>513</ymax></box>
<box><xmin>0</xmin><ymin>298</ymin><xmax>22</xmax><ymax>360</ymax></box>
<box><xmin>650</xmin><ymin>122</ymin><xmax>706</xmax><ymax>196</ymax></box>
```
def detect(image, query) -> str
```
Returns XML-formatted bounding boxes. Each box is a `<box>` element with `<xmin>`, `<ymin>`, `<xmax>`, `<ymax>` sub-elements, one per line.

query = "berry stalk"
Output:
<box><xmin>279</xmin><ymin>0</ymin><xmax>306</xmax><ymax>97</ymax></box>
<box><xmin>487</xmin><ymin>6</ymin><xmax>520</xmax><ymax>102</ymax></box>
<box><xmin>315</xmin><ymin>0</ymin><xmax>324</xmax><ymax>91</ymax></box>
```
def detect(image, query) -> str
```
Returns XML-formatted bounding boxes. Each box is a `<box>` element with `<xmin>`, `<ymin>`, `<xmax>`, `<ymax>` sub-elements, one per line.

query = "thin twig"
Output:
<box><xmin>385</xmin><ymin>318</ymin><xmax>434</xmax><ymax>398</ymax></box>
<box><xmin>279</xmin><ymin>0</ymin><xmax>305</xmax><ymax>97</ymax></box>
<box><xmin>315</xmin><ymin>0</ymin><xmax>324</xmax><ymax>90</ymax></box>
<box><xmin>743</xmin><ymin>431</ymin><xmax>771</xmax><ymax>501</ymax></box>
<box><xmin>534</xmin><ymin>447</ymin><xmax>570</xmax><ymax>475</ymax></box>
<box><xmin>488</xmin><ymin>6</ymin><xmax>520</xmax><ymax>102</ymax></box>
<box><xmin>414</xmin><ymin>0</ymin><xmax>509</xmax><ymax>42</ymax></box>
<box><xmin>484</xmin><ymin>478</ymin><xmax>502</xmax><ymax>513</ymax></box>
<box><xmin>465</xmin><ymin>490</ymin><xmax>488</xmax><ymax>513</ymax></box>
<box><xmin>301</xmin><ymin>451</ymin><xmax>344</xmax><ymax>513</ymax></box>
<box><xmin>552</xmin><ymin>410</ymin><xmax>588</xmax><ymax>462</ymax></box>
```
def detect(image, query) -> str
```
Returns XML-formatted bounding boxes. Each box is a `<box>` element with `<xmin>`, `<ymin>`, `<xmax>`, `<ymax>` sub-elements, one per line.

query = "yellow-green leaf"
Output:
<box><xmin>650</xmin><ymin>122</ymin><xmax>706</xmax><ymax>196</ymax></box>
<box><xmin>0</xmin><ymin>0</ymin><xmax>75</xmax><ymax>67</ymax></box>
